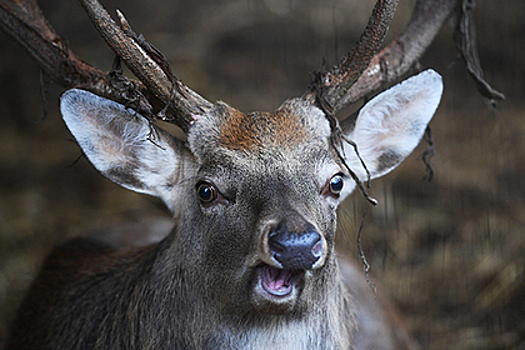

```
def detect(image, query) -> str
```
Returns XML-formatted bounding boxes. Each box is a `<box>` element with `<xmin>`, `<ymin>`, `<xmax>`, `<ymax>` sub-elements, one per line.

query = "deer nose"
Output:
<box><xmin>268</xmin><ymin>222</ymin><xmax>323</xmax><ymax>270</ymax></box>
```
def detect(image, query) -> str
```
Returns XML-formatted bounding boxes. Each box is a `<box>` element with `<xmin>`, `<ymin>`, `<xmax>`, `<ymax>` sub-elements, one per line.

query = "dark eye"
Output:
<box><xmin>329</xmin><ymin>174</ymin><xmax>344</xmax><ymax>196</ymax></box>
<box><xmin>196</xmin><ymin>182</ymin><xmax>217</xmax><ymax>203</ymax></box>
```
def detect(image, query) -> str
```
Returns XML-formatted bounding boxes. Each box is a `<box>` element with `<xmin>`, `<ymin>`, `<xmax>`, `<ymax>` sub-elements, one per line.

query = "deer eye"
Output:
<box><xmin>196</xmin><ymin>182</ymin><xmax>217</xmax><ymax>203</ymax></box>
<box><xmin>328</xmin><ymin>174</ymin><xmax>344</xmax><ymax>196</ymax></box>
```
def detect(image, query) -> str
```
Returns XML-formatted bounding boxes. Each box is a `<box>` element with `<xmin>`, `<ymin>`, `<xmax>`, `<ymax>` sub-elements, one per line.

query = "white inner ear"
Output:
<box><xmin>342</xmin><ymin>69</ymin><xmax>443</xmax><ymax>189</ymax></box>
<box><xmin>61</xmin><ymin>92</ymin><xmax>145</xmax><ymax>172</ymax></box>
<box><xmin>60</xmin><ymin>89</ymin><xmax>188</xmax><ymax>208</ymax></box>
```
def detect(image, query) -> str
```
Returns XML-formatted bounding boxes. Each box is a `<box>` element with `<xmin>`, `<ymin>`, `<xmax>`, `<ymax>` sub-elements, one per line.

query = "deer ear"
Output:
<box><xmin>60</xmin><ymin>89</ymin><xmax>191</xmax><ymax>208</ymax></box>
<box><xmin>342</xmin><ymin>69</ymin><xmax>443</xmax><ymax>184</ymax></box>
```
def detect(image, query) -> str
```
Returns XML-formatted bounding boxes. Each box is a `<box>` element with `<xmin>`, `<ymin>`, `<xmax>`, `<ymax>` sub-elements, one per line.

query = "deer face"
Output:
<box><xmin>184</xmin><ymin>99</ymin><xmax>343</xmax><ymax>314</ymax></box>
<box><xmin>60</xmin><ymin>69</ymin><xmax>443</xmax><ymax>315</ymax></box>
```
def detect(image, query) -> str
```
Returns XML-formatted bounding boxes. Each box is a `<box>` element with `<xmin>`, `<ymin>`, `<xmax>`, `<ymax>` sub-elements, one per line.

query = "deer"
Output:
<box><xmin>0</xmin><ymin>0</ymin><xmax>503</xmax><ymax>348</ymax></box>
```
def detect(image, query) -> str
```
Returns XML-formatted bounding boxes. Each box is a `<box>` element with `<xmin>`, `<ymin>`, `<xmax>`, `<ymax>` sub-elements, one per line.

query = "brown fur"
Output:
<box><xmin>219</xmin><ymin>107</ymin><xmax>307</xmax><ymax>150</ymax></box>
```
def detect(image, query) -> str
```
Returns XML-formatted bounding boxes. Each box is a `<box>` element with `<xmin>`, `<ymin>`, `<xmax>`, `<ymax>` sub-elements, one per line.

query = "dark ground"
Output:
<box><xmin>0</xmin><ymin>0</ymin><xmax>524</xmax><ymax>349</ymax></box>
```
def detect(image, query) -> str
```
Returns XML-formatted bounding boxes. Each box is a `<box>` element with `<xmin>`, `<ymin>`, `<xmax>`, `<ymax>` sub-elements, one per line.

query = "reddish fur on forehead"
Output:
<box><xmin>219</xmin><ymin>107</ymin><xmax>307</xmax><ymax>150</ymax></box>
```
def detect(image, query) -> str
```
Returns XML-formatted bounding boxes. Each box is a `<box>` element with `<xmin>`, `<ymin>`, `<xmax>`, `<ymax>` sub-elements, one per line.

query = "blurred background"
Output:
<box><xmin>0</xmin><ymin>0</ymin><xmax>523</xmax><ymax>348</ymax></box>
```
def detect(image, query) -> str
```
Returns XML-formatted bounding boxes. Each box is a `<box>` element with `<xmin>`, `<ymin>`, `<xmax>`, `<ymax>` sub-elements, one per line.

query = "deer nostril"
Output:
<box><xmin>312</xmin><ymin>240</ymin><xmax>323</xmax><ymax>259</ymax></box>
<box><xmin>268</xmin><ymin>234</ymin><xmax>285</xmax><ymax>254</ymax></box>
<box><xmin>267</xmin><ymin>226</ymin><xmax>323</xmax><ymax>270</ymax></box>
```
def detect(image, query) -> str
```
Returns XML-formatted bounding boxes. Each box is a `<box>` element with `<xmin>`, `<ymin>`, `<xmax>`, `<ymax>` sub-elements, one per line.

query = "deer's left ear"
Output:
<box><xmin>342</xmin><ymin>69</ymin><xmax>443</xmax><ymax>185</ymax></box>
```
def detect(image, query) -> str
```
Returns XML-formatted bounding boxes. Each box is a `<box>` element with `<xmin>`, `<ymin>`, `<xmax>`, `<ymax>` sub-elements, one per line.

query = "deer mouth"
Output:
<box><xmin>259</xmin><ymin>264</ymin><xmax>304</xmax><ymax>297</ymax></box>
<box><xmin>251</xmin><ymin>263</ymin><xmax>305</xmax><ymax>314</ymax></box>
<box><xmin>251</xmin><ymin>263</ymin><xmax>305</xmax><ymax>315</ymax></box>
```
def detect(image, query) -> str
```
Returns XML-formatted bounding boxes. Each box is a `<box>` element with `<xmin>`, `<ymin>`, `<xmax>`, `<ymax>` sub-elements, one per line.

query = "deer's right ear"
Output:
<box><xmin>60</xmin><ymin>89</ymin><xmax>192</xmax><ymax>209</ymax></box>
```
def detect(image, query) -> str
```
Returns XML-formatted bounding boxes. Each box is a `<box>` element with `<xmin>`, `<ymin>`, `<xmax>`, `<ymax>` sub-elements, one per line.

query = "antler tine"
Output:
<box><xmin>306</xmin><ymin>0</ymin><xmax>399</xmax><ymax>115</ymax></box>
<box><xmin>79</xmin><ymin>0</ymin><xmax>215</xmax><ymax>131</ymax></box>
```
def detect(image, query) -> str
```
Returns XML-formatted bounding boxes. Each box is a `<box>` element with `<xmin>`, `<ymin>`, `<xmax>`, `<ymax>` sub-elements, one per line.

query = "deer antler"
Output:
<box><xmin>0</xmin><ymin>0</ymin><xmax>214</xmax><ymax>132</ymax></box>
<box><xmin>309</xmin><ymin>0</ymin><xmax>504</xmax><ymax>115</ymax></box>
<box><xmin>338</xmin><ymin>0</ymin><xmax>459</xmax><ymax>109</ymax></box>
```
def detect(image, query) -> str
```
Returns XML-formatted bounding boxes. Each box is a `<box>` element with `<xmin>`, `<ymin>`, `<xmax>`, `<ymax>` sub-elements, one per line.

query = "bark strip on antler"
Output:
<box><xmin>454</xmin><ymin>0</ymin><xmax>504</xmax><ymax>104</ymax></box>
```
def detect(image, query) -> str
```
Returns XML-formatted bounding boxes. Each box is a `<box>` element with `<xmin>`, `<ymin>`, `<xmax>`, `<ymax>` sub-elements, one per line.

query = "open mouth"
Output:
<box><xmin>258</xmin><ymin>264</ymin><xmax>305</xmax><ymax>298</ymax></box>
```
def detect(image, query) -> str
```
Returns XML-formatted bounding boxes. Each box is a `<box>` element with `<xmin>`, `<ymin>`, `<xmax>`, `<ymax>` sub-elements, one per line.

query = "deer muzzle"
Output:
<box><xmin>250</xmin><ymin>215</ymin><xmax>327</xmax><ymax>314</ymax></box>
